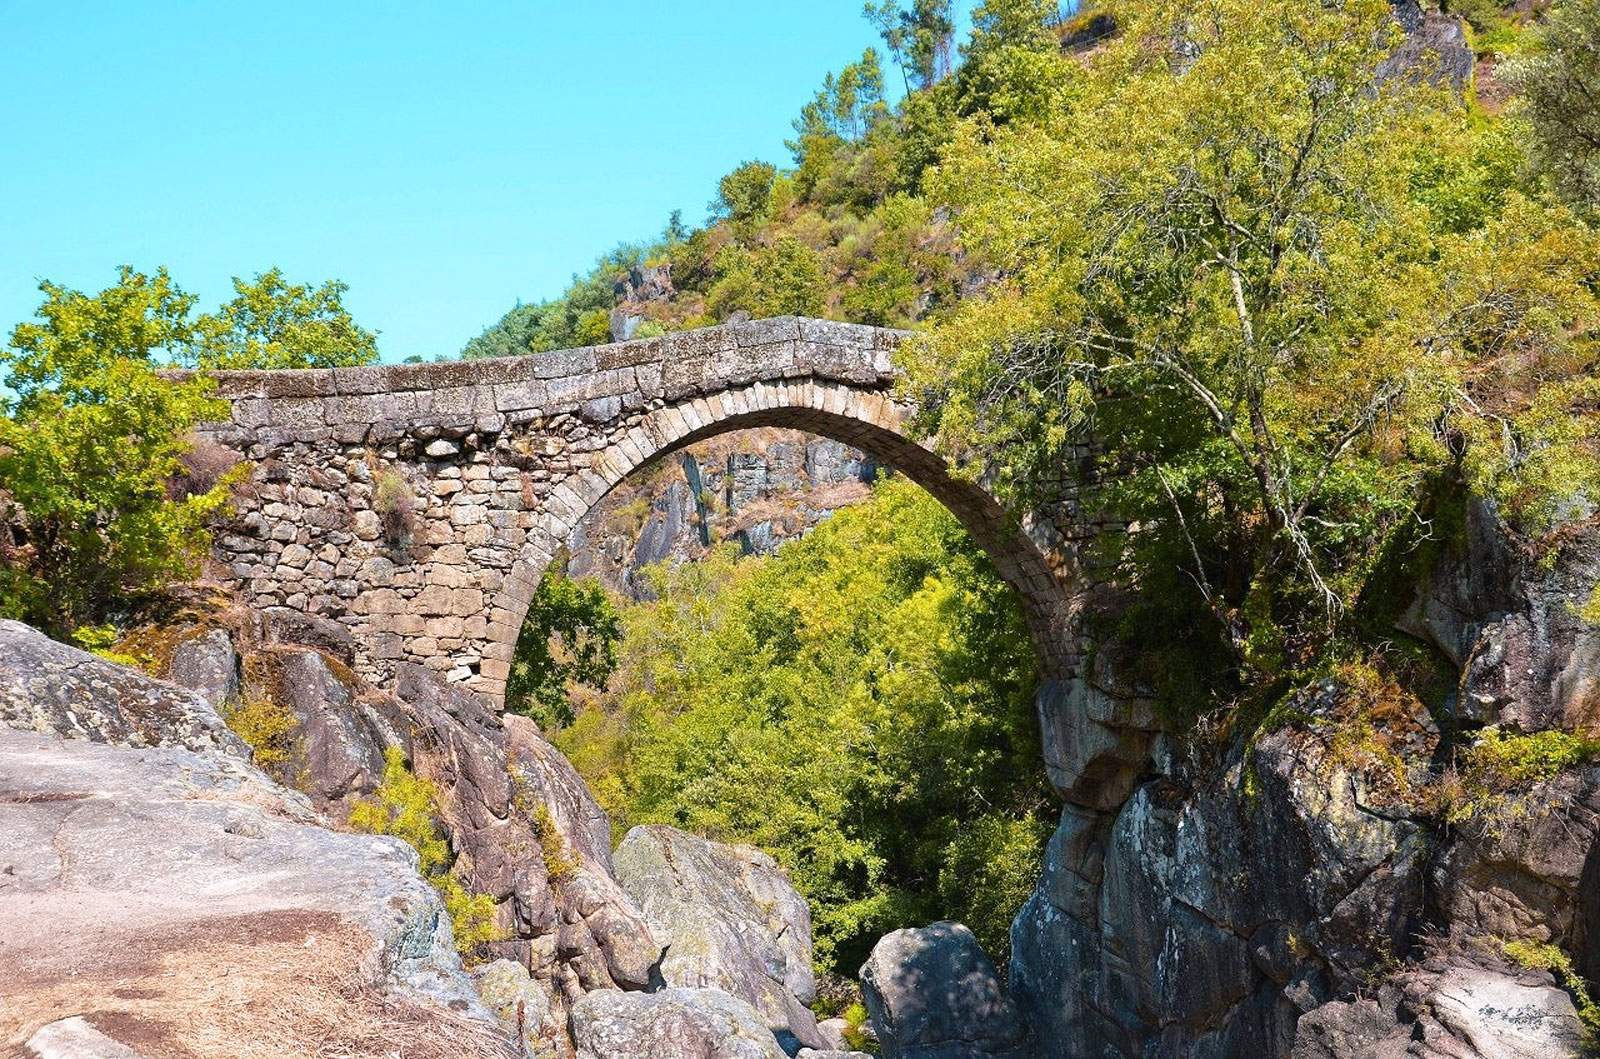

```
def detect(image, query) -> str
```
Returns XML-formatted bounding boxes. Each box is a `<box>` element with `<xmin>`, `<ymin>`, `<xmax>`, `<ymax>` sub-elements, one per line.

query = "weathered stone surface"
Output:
<box><xmin>614</xmin><ymin>824</ymin><xmax>824</xmax><ymax>1053</ymax></box>
<box><xmin>1399</xmin><ymin>502</ymin><xmax>1600</xmax><ymax>734</ymax></box>
<box><xmin>273</xmin><ymin>646</ymin><xmax>389</xmax><ymax>807</ymax></box>
<box><xmin>1292</xmin><ymin>953</ymin><xmax>1587</xmax><ymax>1059</ymax></box>
<box><xmin>1461</xmin><ymin>528</ymin><xmax>1600</xmax><ymax>735</ymax></box>
<box><xmin>1435</xmin><ymin>766</ymin><xmax>1600</xmax><ymax>948</ymax></box>
<box><xmin>473</xmin><ymin>958</ymin><xmax>561</xmax><ymax>1059</ymax></box>
<box><xmin>26</xmin><ymin>1016</ymin><xmax>150</xmax><ymax>1059</ymax></box>
<box><xmin>166</xmin><ymin>627</ymin><xmax>241</xmax><ymax>711</ymax></box>
<box><xmin>261</xmin><ymin>605</ymin><xmax>356</xmax><ymax>663</ymax></box>
<box><xmin>569</xmin><ymin>988</ymin><xmax>788</xmax><ymax>1059</ymax></box>
<box><xmin>860</xmin><ymin>922</ymin><xmax>1032</xmax><ymax>1059</ymax></box>
<box><xmin>0</xmin><ymin>619</ymin><xmax>247</xmax><ymax>757</ymax></box>
<box><xmin>0</xmin><ymin>725</ymin><xmax>511</xmax><ymax>1056</ymax></box>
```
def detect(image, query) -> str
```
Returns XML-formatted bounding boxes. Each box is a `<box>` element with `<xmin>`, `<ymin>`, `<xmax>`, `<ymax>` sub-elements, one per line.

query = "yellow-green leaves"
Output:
<box><xmin>187</xmin><ymin>268</ymin><xmax>378</xmax><ymax>370</ymax></box>
<box><xmin>909</xmin><ymin>0</ymin><xmax>1600</xmax><ymax>684</ymax></box>
<box><xmin>0</xmin><ymin>268</ymin><xmax>232</xmax><ymax>634</ymax></box>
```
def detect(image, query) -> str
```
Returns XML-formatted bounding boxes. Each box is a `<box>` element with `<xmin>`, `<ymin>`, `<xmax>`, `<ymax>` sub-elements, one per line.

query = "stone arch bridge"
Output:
<box><xmin>194</xmin><ymin>317</ymin><xmax>1079</xmax><ymax>709</ymax></box>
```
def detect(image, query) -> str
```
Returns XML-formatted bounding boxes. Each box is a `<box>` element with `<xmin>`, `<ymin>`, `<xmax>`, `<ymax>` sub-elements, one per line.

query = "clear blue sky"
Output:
<box><xmin>1</xmin><ymin>1</ymin><xmax>910</xmax><ymax>363</ymax></box>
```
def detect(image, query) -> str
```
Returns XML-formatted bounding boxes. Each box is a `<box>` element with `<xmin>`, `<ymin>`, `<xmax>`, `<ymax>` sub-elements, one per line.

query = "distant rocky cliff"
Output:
<box><xmin>564</xmin><ymin>428</ymin><xmax>879</xmax><ymax>599</ymax></box>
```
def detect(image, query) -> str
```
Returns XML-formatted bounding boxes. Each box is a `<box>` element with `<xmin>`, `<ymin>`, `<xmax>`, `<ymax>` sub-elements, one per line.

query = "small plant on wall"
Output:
<box><xmin>372</xmin><ymin>468</ymin><xmax>416</xmax><ymax>551</ymax></box>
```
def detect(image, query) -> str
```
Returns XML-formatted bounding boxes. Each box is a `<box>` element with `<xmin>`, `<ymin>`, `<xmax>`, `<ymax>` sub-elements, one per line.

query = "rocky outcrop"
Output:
<box><xmin>369</xmin><ymin>665</ymin><xmax>657</xmax><ymax>1052</ymax></box>
<box><xmin>1435</xmin><ymin>767</ymin><xmax>1600</xmax><ymax>947</ymax></box>
<box><xmin>1461</xmin><ymin>527</ymin><xmax>1600</xmax><ymax>735</ymax></box>
<box><xmin>1399</xmin><ymin>500</ymin><xmax>1600</xmax><ymax>734</ymax></box>
<box><xmin>1035</xmin><ymin>639</ymin><xmax>1164</xmax><ymax>809</ymax></box>
<box><xmin>860</xmin><ymin>922</ymin><xmax>1031</xmax><ymax>1059</ymax></box>
<box><xmin>0</xmin><ymin>618</ymin><xmax>247</xmax><ymax>757</ymax></box>
<box><xmin>566</xmin><ymin>429</ymin><xmax>879</xmax><ymax>600</ymax></box>
<box><xmin>613</xmin><ymin>824</ymin><xmax>825</xmax><ymax>1053</ymax></box>
<box><xmin>1012</xmin><ymin>682</ymin><xmax>1439</xmax><ymax>1057</ymax></box>
<box><xmin>474</xmin><ymin>959</ymin><xmax>561</xmax><ymax>1059</ymax></box>
<box><xmin>0</xmin><ymin>626</ymin><xmax>513</xmax><ymax>1058</ymax></box>
<box><xmin>1292</xmin><ymin>950</ymin><xmax>1587</xmax><ymax>1059</ymax></box>
<box><xmin>1379</xmin><ymin>0</ymin><xmax>1475</xmax><ymax>89</ymax></box>
<box><xmin>570</xmin><ymin>987</ymin><xmax>789</xmax><ymax>1059</ymax></box>
<box><xmin>166</xmin><ymin>626</ymin><xmax>241</xmax><ymax>711</ymax></box>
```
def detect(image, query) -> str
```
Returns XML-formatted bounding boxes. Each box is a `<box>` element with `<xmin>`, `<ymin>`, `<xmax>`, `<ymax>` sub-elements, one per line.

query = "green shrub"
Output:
<box><xmin>371</xmin><ymin>469</ymin><xmax>415</xmax><ymax>547</ymax></box>
<box><xmin>555</xmin><ymin>480</ymin><xmax>1047</xmax><ymax>974</ymax></box>
<box><xmin>224</xmin><ymin>697</ymin><xmax>301</xmax><ymax>780</ymax></box>
<box><xmin>349</xmin><ymin>748</ymin><xmax>506</xmax><ymax>961</ymax></box>
<box><xmin>1435</xmin><ymin>728</ymin><xmax>1600</xmax><ymax>825</ymax></box>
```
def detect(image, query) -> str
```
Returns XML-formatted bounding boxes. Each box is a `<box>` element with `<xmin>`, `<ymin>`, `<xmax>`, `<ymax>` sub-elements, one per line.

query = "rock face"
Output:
<box><xmin>373</xmin><ymin>665</ymin><xmax>659</xmax><ymax>1053</ymax></box>
<box><xmin>1401</xmin><ymin>499</ymin><xmax>1600</xmax><ymax>735</ymax></box>
<box><xmin>0</xmin><ymin>626</ymin><xmax>513</xmax><ymax>1058</ymax></box>
<box><xmin>614</xmin><ymin>824</ymin><xmax>825</xmax><ymax>1053</ymax></box>
<box><xmin>860</xmin><ymin>922</ymin><xmax>1032</xmax><ymax>1059</ymax></box>
<box><xmin>1292</xmin><ymin>952</ymin><xmax>1587</xmax><ymax>1059</ymax></box>
<box><xmin>0</xmin><ymin>618</ymin><xmax>247</xmax><ymax>757</ymax></box>
<box><xmin>570</xmin><ymin>987</ymin><xmax>789</xmax><ymax>1059</ymax></box>
<box><xmin>166</xmin><ymin>626</ymin><xmax>241</xmax><ymax>711</ymax></box>
<box><xmin>566</xmin><ymin>428</ymin><xmax>879</xmax><ymax>601</ymax></box>
<box><xmin>1012</xmin><ymin>683</ymin><xmax>1437</xmax><ymax>1057</ymax></box>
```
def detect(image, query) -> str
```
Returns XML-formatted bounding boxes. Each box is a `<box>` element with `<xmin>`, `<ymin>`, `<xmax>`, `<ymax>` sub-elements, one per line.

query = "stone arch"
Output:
<box><xmin>477</xmin><ymin>376</ymin><xmax>1074</xmax><ymax>706</ymax></box>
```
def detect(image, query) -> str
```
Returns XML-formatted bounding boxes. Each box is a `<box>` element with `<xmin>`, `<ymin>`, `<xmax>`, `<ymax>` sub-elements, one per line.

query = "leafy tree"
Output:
<box><xmin>507</xmin><ymin>569</ymin><xmax>622</xmax><ymax>730</ymax></box>
<box><xmin>555</xmin><ymin>481</ymin><xmax>1047</xmax><ymax>971</ymax></box>
<box><xmin>708</xmin><ymin>237</ymin><xmax>829</xmax><ymax>320</ymax></box>
<box><xmin>865</xmin><ymin>0</ymin><xmax>956</xmax><ymax>91</ymax></box>
<box><xmin>0</xmin><ymin>267</ymin><xmax>232</xmax><ymax>635</ymax></box>
<box><xmin>714</xmin><ymin>160</ymin><xmax>780</xmax><ymax>228</ymax></box>
<box><xmin>1506</xmin><ymin>0</ymin><xmax>1600</xmax><ymax>211</ymax></box>
<box><xmin>792</xmin><ymin>49</ymin><xmax>892</xmax><ymax>146</ymax></box>
<box><xmin>187</xmin><ymin>267</ymin><xmax>378</xmax><ymax>369</ymax></box>
<box><xmin>909</xmin><ymin>0</ymin><xmax>1600</xmax><ymax>697</ymax></box>
<box><xmin>954</xmin><ymin>0</ymin><xmax>1070</xmax><ymax>123</ymax></box>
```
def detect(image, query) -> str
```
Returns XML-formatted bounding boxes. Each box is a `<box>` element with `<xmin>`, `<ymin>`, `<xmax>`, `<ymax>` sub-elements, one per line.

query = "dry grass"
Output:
<box><xmin>5</xmin><ymin>908</ymin><xmax>514</xmax><ymax>1059</ymax></box>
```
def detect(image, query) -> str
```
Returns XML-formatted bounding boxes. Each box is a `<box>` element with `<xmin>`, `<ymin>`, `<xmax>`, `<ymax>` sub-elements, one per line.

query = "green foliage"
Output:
<box><xmin>507</xmin><ymin>570</ymin><xmax>622</xmax><ymax>731</ymax></box>
<box><xmin>1462</xmin><ymin>727</ymin><xmax>1600</xmax><ymax>789</ymax></box>
<box><xmin>436</xmin><ymin>874</ymin><xmax>503</xmax><ymax>954</ymax></box>
<box><xmin>0</xmin><ymin>267</ymin><xmax>233</xmax><ymax>635</ymax></box>
<box><xmin>792</xmin><ymin>49</ymin><xmax>891</xmax><ymax>146</ymax></box>
<box><xmin>841</xmin><ymin>1002</ymin><xmax>873</xmax><ymax>1051</ymax></box>
<box><xmin>1433</xmin><ymin>727</ymin><xmax>1600</xmax><ymax>825</ymax></box>
<box><xmin>715</xmin><ymin>161</ymin><xmax>781</xmax><ymax>228</ymax></box>
<box><xmin>224</xmin><ymin>697</ymin><xmax>301</xmax><ymax>779</ymax></box>
<box><xmin>530</xmin><ymin>804</ymin><xmax>579</xmax><ymax>882</ymax></box>
<box><xmin>349</xmin><ymin>747</ymin><xmax>506</xmax><ymax>960</ymax></box>
<box><xmin>1579</xmin><ymin>583</ymin><xmax>1600</xmax><ymax>626</ymax></box>
<box><xmin>186</xmin><ymin>268</ymin><xmax>378</xmax><ymax>370</ymax></box>
<box><xmin>1505</xmin><ymin>0</ymin><xmax>1600</xmax><ymax>211</ymax></box>
<box><xmin>865</xmin><ymin>0</ymin><xmax>955</xmax><ymax>90</ymax></box>
<box><xmin>461</xmin><ymin>245</ymin><xmax>648</xmax><ymax>359</ymax></box>
<box><xmin>372</xmin><ymin>468</ymin><xmax>416</xmax><ymax>547</ymax></box>
<box><xmin>907</xmin><ymin>0</ymin><xmax>1600</xmax><ymax>703</ymax></box>
<box><xmin>556</xmin><ymin>481</ymin><xmax>1047</xmax><ymax>972</ymax></box>
<box><xmin>708</xmin><ymin>238</ymin><xmax>829</xmax><ymax>320</ymax></box>
<box><xmin>348</xmin><ymin>748</ymin><xmax>454</xmax><ymax>875</ymax></box>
